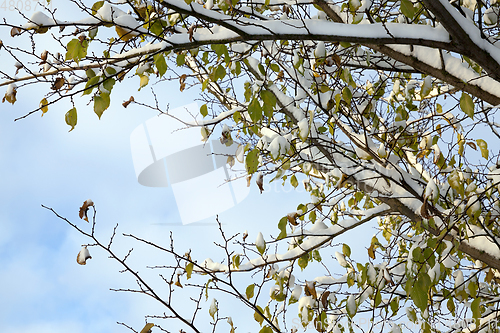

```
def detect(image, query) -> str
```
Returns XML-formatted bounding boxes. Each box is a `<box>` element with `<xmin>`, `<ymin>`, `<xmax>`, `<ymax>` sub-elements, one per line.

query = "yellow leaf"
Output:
<box><xmin>140</xmin><ymin>323</ymin><xmax>154</xmax><ymax>333</ymax></box>
<box><xmin>115</xmin><ymin>26</ymin><xmax>138</xmax><ymax>41</ymax></box>
<box><xmin>368</xmin><ymin>244</ymin><xmax>376</xmax><ymax>259</ymax></box>
<box><xmin>139</xmin><ymin>75</ymin><xmax>149</xmax><ymax>90</ymax></box>
<box><xmin>40</xmin><ymin>98</ymin><xmax>49</xmax><ymax>116</ymax></box>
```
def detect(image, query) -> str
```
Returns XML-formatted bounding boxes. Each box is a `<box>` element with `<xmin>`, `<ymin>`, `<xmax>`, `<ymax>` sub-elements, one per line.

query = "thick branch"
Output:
<box><xmin>313</xmin><ymin>0</ymin><xmax>500</xmax><ymax>106</ymax></box>
<box><xmin>421</xmin><ymin>0</ymin><xmax>500</xmax><ymax>82</ymax></box>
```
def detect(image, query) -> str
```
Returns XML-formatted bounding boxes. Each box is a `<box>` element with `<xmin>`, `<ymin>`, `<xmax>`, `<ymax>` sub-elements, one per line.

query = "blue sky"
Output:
<box><xmin>0</xmin><ymin>3</ymin><xmax>377</xmax><ymax>332</ymax></box>
<box><xmin>0</xmin><ymin>84</ymin><xmax>337</xmax><ymax>332</ymax></box>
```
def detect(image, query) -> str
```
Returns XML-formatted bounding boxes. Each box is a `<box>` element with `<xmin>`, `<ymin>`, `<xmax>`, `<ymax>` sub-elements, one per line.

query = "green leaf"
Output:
<box><xmin>259</xmin><ymin>326</ymin><xmax>273</xmax><ymax>333</ymax></box>
<box><xmin>447</xmin><ymin>298</ymin><xmax>455</xmax><ymax>316</ymax></box>
<box><xmin>150</xmin><ymin>20</ymin><xmax>167</xmax><ymax>37</ymax></box>
<box><xmin>202</xmin><ymin>79</ymin><xmax>209</xmax><ymax>91</ymax></box>
<box><xmin>342</xmin><ymin>243</ymin><xmax>351</xmax><ymax>257</ymax></box>
<box><xmin>254</xmin><ymin>306</ymin><xmax>265</xmax><ymax>325</ymax></box>
<box><xmin>65</xmin><ymin>38</ymin><xmax>88</xmax><ymax>64</ymax></box>
<box><xmin>290</xmin><ymin>174</ymin><xmax>298</xmax><ymax>188</ymax></box>
<box><xmin>298</xmin><ymin>253</ymin><xmax>309</xmax><ymax>270</ymax></box>
<box><xmin>309</xmin><ymin>210</ymin><xmax>316</xmax><ymax>223</ymax></box>
<box><xmin>260</xmin><ymin>90</ymin><xmax>276</xmax><ymax>118</ymax></box>
<box><xmin>204</xmin><ymin>279</ymin><xmax>212</xmax><ymax>300</ymax></box>
<box><xmin>235</xmin><ymin>61</ymin><xmax>241</xmax><ymax>76</ymax></box>
<box><xmin>390</xmin><ymin>298</ymin><xmax>399</xmax><ymax>315</ymax></box>
<box><xmin>460</xmin><ymin>93</ymin><xmax>474</xmax><ymax>119</ymax></box>
<box><xmin>176</xmin><ymin>53</ymin><xmax>186</xmax><ymax>66</ymax></box>
<box><xmin>214</xmin><ymin>64</ymin><xmax>226</xmax><ymax>81</ymax></box>
<box><xmin>105</xmin><ymin>67</ymin><xmax>116</xmax><ymax>76</ymax></box>
<box><xmin>270</xmin><ymin>63</ymin><xmax>280</xmax><ymax>72</ymax></box>
<box><xmin>400</xmin><ymin>0</ymin><xmax>415</xmax><ymax>19</ymax></box>
<box><xmin>65</xmin><ymin>107</ymin><xmax>77</xmax><ymax>132</ymax></box>
<box><xmin>211</xmin><ymin>44</ymin><xmax>228</xmax><ymax>59</ymax></box>
<box><xmin>200</xmin><ymin>104</ymin><xmax>208</xmax><ymax>117</ymax></box>
<box><xmin>373</xmin><ymin>81</ymin><xmax>386</xmax><ymax>100</ymax></box>
<box><xmin>246</xmin><ymin>284</ymin><xmax>255</xmax><ymax>299</ymax></box>
<box><xmin>406</xmin><ymin>307</ymin><xmax>417</xmax><ymax>322</ymax></box>
<box><xmin>102</xmin><ymin>78</ymin><xmax>115</xmax><ymax>93</ymax></box>
<box><xmin>410</xmin><ymin>274</ymin><xmax>431</xmax><ymax>311</ymax></box>
<box><xmin>313</xmin><ymin>249</ymin><xmax>322</xmax><ymax>262</ymax></box>
<box><xmin>468</xmin><ymin>280</ymin><xmax>478</xmax><ymax>298</ymax></box>
<box><xmin>86</xmin><ymin>68</ymin><xmax>96</xmax><ymax>78</ymax></box>
<box><xmin>83</xmin><ymin>75</ymin><xmax>100</xmax><ymax>95</ymax></box>
<box><xmin>245</xmin><ymin>149</ymin><xmax>259</xmax><ymax>174</ymax></box>
<box><xmin>94</xmin><ymin>93</ymin><xmax>110</xmax><ymax>119</ymax></box>
<box><xmin>471</xmin><ymin>298</ymin><xmax>480</xmax><ymax>322</ymax></box>
<box><xmin>258</xmin><ymin>63</ymin><xmax>266</xmax><ymax>76</ymax></box>
<box><xmin>91</xmin><ymin>1</ymin><xmax>104</xmax><ymax>14</ymax></box>
<box><xmin>248</xmin><ymin>98</ymin><xmax>263</xmax><ymax>123</ymax></box>
<box><xmin>342</xmin><ymin>87</ymin><xmax>352</xmax><ymax>105</ymax></box>
<box><xmin>154</xmin><ymin>53</ymin><xmax>167</xmax><ymax>77</ymax></box>
<box><xmin>186</xmin><ymin>262</ymin><xmax>193</xmax><ymax>279</ymax></box>
<box><xmin>277</xmin><ymin>216</ymin><xmax>287</xmax><ymax>240</ymax></box>
<box><xmin>476</xmin><ymin>139</ymin><xmax>488</xmax><ymax>159</ymax></box>
<box><xmin>335</xmin><ymin>93</ymin><xmax>341</xmax><ymax>113</ymax></box>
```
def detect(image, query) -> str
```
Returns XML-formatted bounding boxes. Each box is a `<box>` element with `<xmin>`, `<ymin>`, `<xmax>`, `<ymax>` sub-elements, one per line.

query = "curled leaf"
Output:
<box><xmin>77</xmin><ymin>246</ymin><xmax>92</xmax><ymax>265</ymax></box>
<box><xmin>122</xmin><ymin>96</ymin><xmax>134</xmax><ymax>108</ymax></box>
<box><xmin>11</xmin><ymin>27</ymin><xmax>21</xmax><ymax>37</ymax></box>
<box><xmin>256</xmin><ymin>172</ymin><xmax>264</xmax><ymax>193</ymax></box>
<box><xmin>209</xmin><ymin>298</ymin><xmax>218</xmax><ymax>319</ymax></box>
<box><xmin>287</xmin><ymin>212</ymin><xmax>299</xmax><ymax>226</ymax></box>
<box><xmin>321</xmin><ymin>290</ymin><xmax>331</xmax><ymax>309</ymax></box>
<box><xmin>255</xmin><ymin>232</ymin><xmax>265</xmax><ymax>255</ymax></box>
<box><xmin>40</xmin><ymin>50</ymin><xmax>49</xmax><ymax>65</ymax></box>
<box><xmin>304</xmin><ymin>280</ymin><xmax>317</xmax><ymax>299</ymax></box>
<box><xmin>3</xmin><ymin>84</ymin><xmax>17</xmax><ymax>105</ymax></box>
<box><xmin>174</xmin><ymin>273</ymin><xmax>183</xmax><ymax>288</ymax></box>
<box><xmin>79</xmin><ymin>199</ymin><xmax>94</xmax><ymax>222</ymax></box>
<box><xmin>477</xmin><ymin>139</ymin><xmax>488</xmax><ymax>159</ymax></box>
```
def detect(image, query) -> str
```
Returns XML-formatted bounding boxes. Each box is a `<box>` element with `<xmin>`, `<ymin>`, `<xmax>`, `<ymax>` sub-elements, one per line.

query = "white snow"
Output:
<box><xmin>22</xmin><ymin>11</ymin><xmax>60</xmax><ymax>29</ymax></box>
<box><xmin>335</xmin><ymin>251</ymin><xmax>348</xmax><ymax>268</ymax></box>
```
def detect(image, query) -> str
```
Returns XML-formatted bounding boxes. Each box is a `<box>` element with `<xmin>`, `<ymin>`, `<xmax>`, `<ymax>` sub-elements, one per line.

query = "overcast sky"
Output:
<box><xmin>0</xmin><ymin>3</ymin><xmax>377</xmax><ymax>332</ymax></box>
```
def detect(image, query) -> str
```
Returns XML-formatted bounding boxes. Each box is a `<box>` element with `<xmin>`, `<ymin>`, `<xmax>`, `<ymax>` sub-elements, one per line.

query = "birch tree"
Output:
<box><xmin>3</xmin><ymin>0</ymin><xmax>500</xmax><ymax>332</ymax></box>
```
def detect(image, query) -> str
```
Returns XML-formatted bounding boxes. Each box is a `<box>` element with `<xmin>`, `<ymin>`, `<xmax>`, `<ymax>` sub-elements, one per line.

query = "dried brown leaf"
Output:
<box><xmin>40</xmin><ymin>50</ymin><xmax>48</xmax><ymax>64</ymax></box>
<box><xmin>11</xmin><ymin>27</ymin><xmax>21</xmax><ymax>37</ymax></box>
<box><xmin>368</xmin><ymin>244</ymin><xmax>376</xmax><ymax>259</ymax></box>
<box><xmin>304</xmin><ymin>281</ymin><xmax>317</xmax><ymax>299</ymax></box>
<box><xmin>321</xmin><ymin>291</ymin><xmax>330</xmax><ymax>309</ymax></box>
<box><xmin>466</xmin><ymin>142</ymin><xmax>477</xmax><ymax>150</ymax></box>
<box><xmin>287</xmin><ymin>212</ymin><xmax>299</xmax><ymax>226</ymax></box>
<box><xmin>122</xmin><ymin>96</ymin><xmax>134</xmax><ymax>108</ymax></box>
<box><xmin>420</xmin><ymin>196</ymin><xmax>431</xmax><ymax>219</ymax></box>
<box><xmin>79</xmin><ymin>199</ymin><xmax>94</xmax><ymax>222</ymax></box>
<box><xmin>51</xmin><ymin>77</ymin><xmax>65</xmax><ymax>90</ymax></box>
